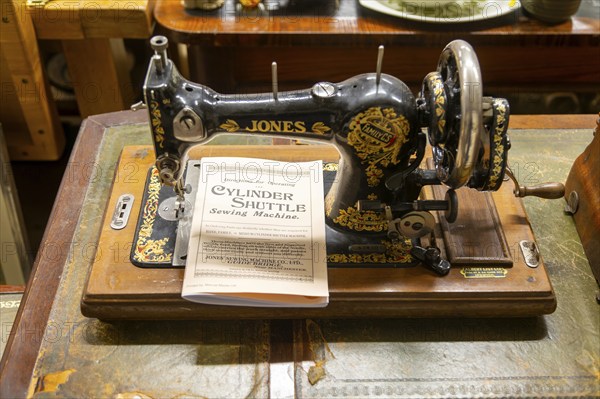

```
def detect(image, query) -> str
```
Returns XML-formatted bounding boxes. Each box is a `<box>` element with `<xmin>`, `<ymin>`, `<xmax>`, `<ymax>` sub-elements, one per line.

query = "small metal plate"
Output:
<box><xmin>519</xmin><ymin>240</ymin><xmax>540</xmax><ymax>268</ymax></box>
<box><xmin>110</xmin><ymin>194</ymin><xmax>134</xmax><ymax>230</ymax></box>
<box><xmin>158</xmin><ymin>197</ymin><xmax>191</xmax><ymax>221</ymax></box>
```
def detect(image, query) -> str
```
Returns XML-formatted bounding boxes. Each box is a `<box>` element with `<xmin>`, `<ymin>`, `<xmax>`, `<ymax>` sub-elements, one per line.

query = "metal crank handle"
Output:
<box><xmin>505</xmin><ymin>168</ymin><xmax>565</xmax><ymax>199</ymax></box>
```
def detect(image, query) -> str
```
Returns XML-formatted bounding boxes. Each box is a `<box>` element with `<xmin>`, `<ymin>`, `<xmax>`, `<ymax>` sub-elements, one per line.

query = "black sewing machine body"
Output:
<box><xmin>79</xmin><ymin>37</ymin><xmax>566</xmax><ymax>320</ymax></box>
<box><xmin>145</xmin><ymin>63</ymin><xmax>422</xmax><ymax>212</ymax></box>
<box><xmin>131</xmin><ymin>36</ymin><xmax>561</xmax><ymax>275</ymax></box>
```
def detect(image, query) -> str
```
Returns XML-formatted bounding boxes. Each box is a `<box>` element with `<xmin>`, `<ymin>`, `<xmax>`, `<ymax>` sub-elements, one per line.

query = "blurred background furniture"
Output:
<box><xmin>0</xmin><ymin>0</ymin><xmax>155</xmax><ymax>161</ymax></box>
<box><xmin>154</xmin><ymin>0</ymin><xmax>600</xmax><ymax>114</ymax></box>
<box><xmin>1</xmin><ymin>0</ymin><xmax>64</xmax><ymax>160</ymax></box>
<box><xmin>29</xmin><ymin>0</ymin><xmax>155</xmax><ymax>118</ymax></box>
<box><xmin>0</xmin><ymin>126</ymin><xmax>31</xmax><ymax>285</ymax></box>
<box><xmin>1</xmin><ymin>0</ymin><xmax>155</xmax><ymax>261</ymax></box>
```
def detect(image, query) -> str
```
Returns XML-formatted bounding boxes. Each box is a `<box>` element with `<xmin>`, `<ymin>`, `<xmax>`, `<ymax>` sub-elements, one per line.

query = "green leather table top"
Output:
<box><xmin>27</xmin><ymin>122</ymin><xmax>599</xmax><ymax>398</ymax></box>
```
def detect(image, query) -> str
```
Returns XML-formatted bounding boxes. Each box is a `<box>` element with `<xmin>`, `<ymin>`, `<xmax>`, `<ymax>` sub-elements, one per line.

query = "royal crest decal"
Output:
<box><xmin>348</xmin><ymin>107</ymin><xmax>410</xmax><ymax>186</ymax></box>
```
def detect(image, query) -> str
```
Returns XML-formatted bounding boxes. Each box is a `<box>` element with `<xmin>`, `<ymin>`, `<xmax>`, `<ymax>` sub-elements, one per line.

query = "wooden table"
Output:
<box><xmin>29</xmin><ymin>0</ymin><xmax>155</xmax><ymax>117</ymax></box>
<box><xmin>154</xmin><ymin>0</ymin><xmax>599</xmax><ymax>103</ymax></box>
<box><xmin>1</xmin><ymin>112</ymin><xmax>598</xmax><ymax>398</ymax></box>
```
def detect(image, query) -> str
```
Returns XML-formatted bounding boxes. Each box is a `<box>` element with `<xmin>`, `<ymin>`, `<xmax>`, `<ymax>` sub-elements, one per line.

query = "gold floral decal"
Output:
<box><xmin>333</xmin><ymin>205</ymin><xmax>387</xmax><ymax>232</ymax></box>
<box><xmin>311</xmin><ymin>122</ymin><xmax>331</xmax><ymax>135</ymax></box>
<box><xmin>133</xmin><ymin>167</ymin><xmax>172</xmax><ymax>264</ymax></box>
<box><xmin>367</xmin><ymin>193</ymin><xmax>378</xmax><ymax>200</ymax></box>
<box><xmin>348</xmin><ymin>107</ymin><xmax>410</xmax><ymax>187</ymax></box>
<box><xmin>428</xmin><ymin>73</ymin><xmax>447</xmax><ymax>136</ymax></box>
<box><xmin>487</xmin><ymin>99</ymin><xmax>507</xmax><ymax>190</ymax></box>
<box><xmin>327</xmin><ymin>239</ymin><xmax>413</xmax><ymax>264</ymax></box>
<box><xmin>150</xmin><ymin>100</ymin><xmax>166</xmax><ymax>149</ymax></box>
<box><xmin>366</xmin><ymin>164</ymin><xmax>384</xmax><ymax>187</ymax></box>
<box><xmin>219</xmin><ymin>119</ymin><xmax>240</xmax><ymax>132</ymax></box>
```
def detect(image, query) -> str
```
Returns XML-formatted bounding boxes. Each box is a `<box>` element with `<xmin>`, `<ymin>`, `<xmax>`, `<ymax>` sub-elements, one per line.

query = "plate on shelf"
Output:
<box><xmin>359</xmin><ymin>0</ymin><xmax>520</xmax><ymax>24</ymax></box>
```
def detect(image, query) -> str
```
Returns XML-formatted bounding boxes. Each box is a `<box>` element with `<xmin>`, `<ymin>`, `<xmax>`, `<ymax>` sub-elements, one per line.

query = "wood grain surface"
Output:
<box><xmin>510</xmin><ymin>114</ymin><xmax>598</xmax><ymax>129</ymax></box>
<box><xmin>0</xmin><ymin>285</ymin><xmax>25</xmax><ymax>293</ymax></box>
<box><xmin>17</xmin><ymin>1</ymin><xmax>155</xmax><ymax>122</ymax></box>
<box><xmin>154</xmin><ymin>0</ymin><xmax>599</xmax><ymax>44</ymax></box>
<box><xmin>565</xmin><ymin>115</ymin><xmax>600</xmax><ymax>283</ymax></box>
<box><xmin>30</xmin><ymin>0</ymin><xmax>155</xmax><ymax>40</ymax></box>
<box><xmin>62</xmin><ymin>39</ymin><xmax>134</xmax><ymax>117</ymax></box>
<box><xmin>0</xmin><ymin>0</ymin><xmax>65</xmax><ymax>160</ymax></box>
<box><xmin>154</xmin><ymin>0</ymin><xmax>599</xmax><ymax>94</ymax></box>
<box><xmin>431</xmin><ymin>185</ymin><xmax>511</xmax><ymax>266</ymax></box>
<box><xmin>81</xmin><ymin>144</ymin><xmax>555</xmax><ymax>320</ymax></box>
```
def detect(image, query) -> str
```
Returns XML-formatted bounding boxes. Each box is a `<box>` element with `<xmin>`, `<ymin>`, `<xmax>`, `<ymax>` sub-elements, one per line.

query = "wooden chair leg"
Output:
<box><xmin>62</xmin><ymin>38</ymin><xmax>134</xmax><ymax>117</ymax></box>
<box><xmin>0</xmin><ymin>0</ymin><xmax>65</xmax><ymax>160</ymax></box>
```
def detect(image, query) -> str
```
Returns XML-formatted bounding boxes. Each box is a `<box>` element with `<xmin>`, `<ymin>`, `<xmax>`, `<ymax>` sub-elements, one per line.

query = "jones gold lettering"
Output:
<box><xmin>270</xmin><ymin>121</ymin><xmax>282</xmax><ymax>131</ymax></box>
<box><xmin>282</xmin><ymin>121</ymin><xmax>293</xmax><ymax>131</ymax></box>
<box><xmin>246</xmin><ymin>120</ymin><xmax>259</xmax><ymax>132</ymax></box>
<box><xmin>294</xmin><ymin>121</ymin><xmax>307</xmax><ymax>132</ymax></box>
<box><xmin>258</xmin><ymin>120</ymin><xmax>270</xmax><ymax>131</ymax></box>
<box><xmin>244</xmin><ymin>120</ymin><xmax>310</xmax><ymax>133</ymax></box>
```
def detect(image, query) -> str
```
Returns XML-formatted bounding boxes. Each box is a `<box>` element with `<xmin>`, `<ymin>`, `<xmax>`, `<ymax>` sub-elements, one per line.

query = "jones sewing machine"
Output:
<box><xmin>81</xmin><ymin>37</ymin><xmax>565</xmax><ymax>319</ymax></box>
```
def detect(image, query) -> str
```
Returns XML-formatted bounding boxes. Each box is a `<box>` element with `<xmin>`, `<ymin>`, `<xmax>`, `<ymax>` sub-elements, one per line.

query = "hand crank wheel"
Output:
<box><xmin>423</xmin><ymin>40</ymin><xmax>484</xmax><ymax>190</ymax></box>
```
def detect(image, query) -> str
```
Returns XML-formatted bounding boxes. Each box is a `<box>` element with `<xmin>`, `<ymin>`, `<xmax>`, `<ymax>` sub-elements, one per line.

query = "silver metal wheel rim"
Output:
<box><xmin>436</xmin><ymin>40</ymin><xmax>484</xmax><ymax>189</ymax></box>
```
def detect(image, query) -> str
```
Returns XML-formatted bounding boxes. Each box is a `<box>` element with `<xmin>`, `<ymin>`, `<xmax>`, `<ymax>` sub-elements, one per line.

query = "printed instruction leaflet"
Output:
<box><xmin>182</xmin><ymin>157</ymin><xmax>329</xmax><ymax>307</ymax></box>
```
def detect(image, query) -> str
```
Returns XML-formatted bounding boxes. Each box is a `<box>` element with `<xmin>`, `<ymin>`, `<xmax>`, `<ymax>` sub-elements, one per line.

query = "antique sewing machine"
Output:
<box><xmin>81</xmin><ymin>37</ymin><xmax>565</xmax><ymax>320</ymax></box>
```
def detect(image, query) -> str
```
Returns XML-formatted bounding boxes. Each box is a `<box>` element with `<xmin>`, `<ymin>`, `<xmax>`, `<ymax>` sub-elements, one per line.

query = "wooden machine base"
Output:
<box><xmin>81</xmin><ymin>146</ymin><xmax>556</xmax><ymax>319</ymax></box>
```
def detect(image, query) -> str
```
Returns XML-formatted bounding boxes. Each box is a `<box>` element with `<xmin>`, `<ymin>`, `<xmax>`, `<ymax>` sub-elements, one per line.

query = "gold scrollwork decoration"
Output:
<box><xmin>333</xmin><ymin>205</ymin><xmax>387</xmax><ymax>232</ymax></box>
<box><xmin>311</xmin><ymin>122</ymin><xmax>331</xmax><ymax>135</ymax></box>
<box><xmin>150</xmin><ymin>101</ymin><xmax>166</xmax><ymax>149</ymax></box>
<box><xmin>487</xmin><ymin>99</ymin><xmax>508</xmax><ymax>189</ymax></box>
<box><xmin>219</xmin><ymin>119</ymin><xmax>240</xmax><ymax>133</ymax></box>
<box><xmin>428</xmin><ymin>73</ymin><xmax>447</xmax><ymax>136</ymax></box>
<box><xmin>348</xmin><ymin>107</ymin><xmax>410</xmax><ymax>187</ymax></box>
<box><xmin>133</xmin><ymin>167</ymin><xmax>172</xmax><ymax>264</ymax></box>
<box><xmin>327</xmin><ymin>239</ymin><xmax>413</xmax><ymax>264</ymax></box>
<box><xmin>366</xmin><ymin>164</ymin><xmax>385</xmax><ymax>187</ymax></box>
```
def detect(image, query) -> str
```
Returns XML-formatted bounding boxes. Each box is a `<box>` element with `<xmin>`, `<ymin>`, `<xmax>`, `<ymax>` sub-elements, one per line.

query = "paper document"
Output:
<box><xmin>182</xmin><ymin>157</ymin><xmax>329</xmax><ymax>307</ymax></box>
